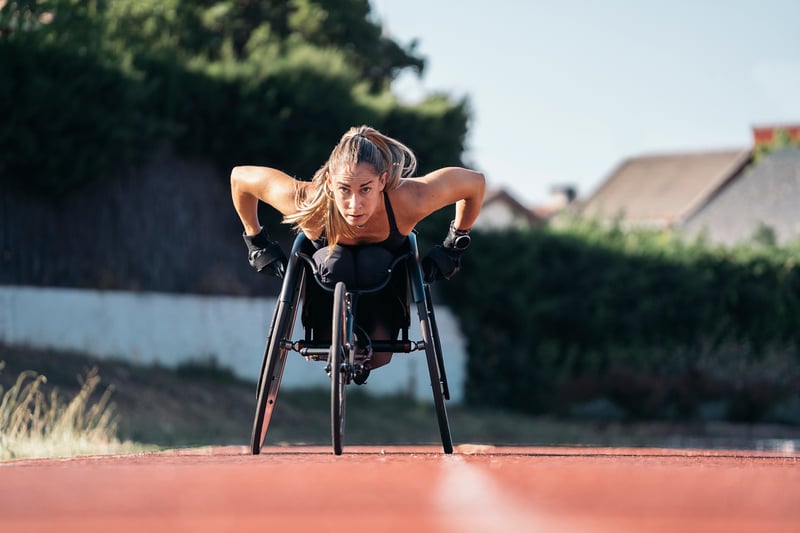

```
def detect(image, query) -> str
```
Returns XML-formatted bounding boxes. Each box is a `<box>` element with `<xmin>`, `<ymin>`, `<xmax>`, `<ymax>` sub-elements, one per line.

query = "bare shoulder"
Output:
<box><xmin>388</xmin><ymin>167</ymin><xmax>485</xmax><ymax>230</ymax></box>
<box><xmin>386</xmin><ymin>180</ymin><xmax>426</xmax><ymax>233</ymax></box>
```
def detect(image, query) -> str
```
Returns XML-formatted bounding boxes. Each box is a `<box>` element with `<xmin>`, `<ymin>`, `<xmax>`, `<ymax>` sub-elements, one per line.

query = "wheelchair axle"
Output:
<box><xmin>290</xmin><ymin>339</ymin><xmax>426</xmax><ymax>360</ymax></box>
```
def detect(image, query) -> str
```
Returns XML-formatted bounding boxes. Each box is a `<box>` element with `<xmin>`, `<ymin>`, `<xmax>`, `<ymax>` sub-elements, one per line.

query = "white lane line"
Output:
<box><xmin>434</xmin><ymin>455</ymin><xmax>586</xmax><ymax>533</ymax></box>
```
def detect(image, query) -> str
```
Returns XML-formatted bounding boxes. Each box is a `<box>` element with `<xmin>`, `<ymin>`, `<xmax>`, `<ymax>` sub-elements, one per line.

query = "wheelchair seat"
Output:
<box><xmin>295</xmin><ymin>235</ymin><xmax>412</xmax><ymax>293</ymax></box>
<box><xmin>293</xmin><ymin>236</ymin><xmax>412</xmax><ymax>345</ymax></box>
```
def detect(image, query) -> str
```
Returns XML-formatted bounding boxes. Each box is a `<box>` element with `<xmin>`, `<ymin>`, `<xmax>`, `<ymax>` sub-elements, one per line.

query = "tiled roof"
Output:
<box><xmin>682</xmin><ymin>149</ymin><xmax>800</xmax><ymax>245</ymax></box>
<box><xmin>579</xmin><ymin>149</ymin><xmax>752</xmax><ymax>227</ymax></box>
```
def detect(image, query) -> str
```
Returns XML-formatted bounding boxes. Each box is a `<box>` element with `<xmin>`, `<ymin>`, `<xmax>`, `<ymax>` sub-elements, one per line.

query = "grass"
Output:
<box><xmin>0</xmin><ymin>361</ymin><xmax>149</xmax><ymax>461</ymax></box>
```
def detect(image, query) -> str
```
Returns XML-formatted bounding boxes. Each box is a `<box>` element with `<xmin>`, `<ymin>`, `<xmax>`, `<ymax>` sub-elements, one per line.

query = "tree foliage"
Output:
<box><xmin>0</xmin><ymin>0</ymin><xmax>464</xmax><ymax>198</ymax></box>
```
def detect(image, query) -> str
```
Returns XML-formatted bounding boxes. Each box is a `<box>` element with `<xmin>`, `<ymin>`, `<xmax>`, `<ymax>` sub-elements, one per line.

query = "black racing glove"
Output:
<box><xmin>422</xmin><ymin>221</ymin><xmax>471</xmax><ymax>283</ymax></box>
<box><xmin>242</xmin><ymin>227</ymin><xmax>287</xmax><ymax>279</ymax></box>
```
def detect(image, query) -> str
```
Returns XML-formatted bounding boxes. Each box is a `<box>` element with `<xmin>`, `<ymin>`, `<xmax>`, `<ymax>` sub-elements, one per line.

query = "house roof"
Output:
<box><xmin>578</xmin><ymin>149</ymin><xmax>752</xmax><ymax>227</ymax></box>
<box><xmin>474</xmin><ymin>188</ymin><xmax>545</xmax><ymax>230</ymax></box>
<box><xmin>682</xmin><ymin>148</ymin><xmax>800</xmax><ymax>245</ymax></box>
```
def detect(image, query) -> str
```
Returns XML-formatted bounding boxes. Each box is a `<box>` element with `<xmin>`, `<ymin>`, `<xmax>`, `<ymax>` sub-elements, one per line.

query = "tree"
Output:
<box><xmin>1</xmin><ymin>0</ymin><xmax>469</xmax><ymax>196</ymax></box>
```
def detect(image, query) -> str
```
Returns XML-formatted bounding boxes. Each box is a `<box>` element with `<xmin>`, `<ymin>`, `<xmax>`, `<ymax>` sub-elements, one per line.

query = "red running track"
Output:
<box><xmin>1</xmin><ymin>445</ymin><xmax>798</xmax><ymax>533</ymax></box>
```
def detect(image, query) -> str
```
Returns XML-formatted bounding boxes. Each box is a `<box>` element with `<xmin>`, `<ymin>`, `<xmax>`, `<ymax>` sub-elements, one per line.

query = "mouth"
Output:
<box><xmin>346</xmin><ymin>214</ymin><xmax>364</xmax><ymax>225</ymax></box>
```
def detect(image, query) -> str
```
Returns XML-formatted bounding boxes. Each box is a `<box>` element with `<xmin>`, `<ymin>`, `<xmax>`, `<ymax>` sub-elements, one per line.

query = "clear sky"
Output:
<box><xmin>369</xmin><ymin>0</ymin><xmax>800</xmax><ymax>206</ymax></box>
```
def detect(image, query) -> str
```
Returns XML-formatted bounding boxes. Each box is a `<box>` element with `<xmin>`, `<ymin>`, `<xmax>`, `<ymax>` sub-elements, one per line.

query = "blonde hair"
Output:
<box><xmin>284</xmin><ymin>125</ymin><xmax>417</xmax><ymax>247</ymax></box>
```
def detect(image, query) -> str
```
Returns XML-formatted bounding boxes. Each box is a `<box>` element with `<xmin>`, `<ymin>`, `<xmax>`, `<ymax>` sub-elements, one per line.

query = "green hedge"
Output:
<box><xmin>439</xmin><ymin>222</ymin><xmax>800</xmax><ymax>423</ymax></box>
<box><xmin>1</xmin><ymin>1</ymin><xmax>469</xmax><ymax>199</ymax></box>
<box><xmin>0</xmin><ymin>39</ymin><xmax>160</xmax><ymax>195</ymax></box>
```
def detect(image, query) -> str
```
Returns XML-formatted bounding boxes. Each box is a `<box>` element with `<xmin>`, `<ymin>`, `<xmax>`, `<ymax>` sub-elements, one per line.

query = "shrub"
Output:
<box><xmin>439</xmin><ymin>221</ymin><xmax>800</xmax><ymax>422</ymax></box>
<box><xmin>0</xmin><ymin>362</ymin><xmax>140</xmax><ymax>460</ymax></box>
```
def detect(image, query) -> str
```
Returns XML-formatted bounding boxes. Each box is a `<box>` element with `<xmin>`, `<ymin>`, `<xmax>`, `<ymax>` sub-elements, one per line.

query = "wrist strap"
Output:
<box><xmin>450</xmin><ymin>220</ymin><xmax>471</xmax><ymax>235</ymax></box>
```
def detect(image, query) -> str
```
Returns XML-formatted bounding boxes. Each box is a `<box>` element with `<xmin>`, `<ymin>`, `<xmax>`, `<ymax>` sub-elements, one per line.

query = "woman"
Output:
<box><xmin>231</xmin><ymin>125</ymin><xmax>485</xmax><ymax>381</ymax></box>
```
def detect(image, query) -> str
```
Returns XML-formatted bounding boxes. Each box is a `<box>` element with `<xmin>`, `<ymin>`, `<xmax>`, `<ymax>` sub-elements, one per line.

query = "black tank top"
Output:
<box><xmin>378</xmin><ymin>192</ymin><xmax>408</xmax><ymax>252</ymax></box>
<box><xmin>312</xmin><ymin>192</ymin><xmax>407</xmax><ymax>252</ymax></box>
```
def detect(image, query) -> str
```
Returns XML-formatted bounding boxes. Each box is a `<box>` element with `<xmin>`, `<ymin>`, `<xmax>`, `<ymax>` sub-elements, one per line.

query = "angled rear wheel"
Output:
<box><xmin>418</xmin><ymin>296</ymin><xmax>453</xmax><ymax>454</ymax></box>
<box><xmin>425</xmin><ymin>284</ymin><xmax>450</xmax><ymax>401</ymax></box>
<box><xmin>251</xmin><ymin>279</ymin><xmax>302</xmax><ymax>454</ymax></box>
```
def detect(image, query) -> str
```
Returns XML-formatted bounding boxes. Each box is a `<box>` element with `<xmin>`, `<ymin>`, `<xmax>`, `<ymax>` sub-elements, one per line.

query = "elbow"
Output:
<box><xmin>471</xmin><ymin>170</ymin><xmax>486</xmax><ymax>201</ymax></box>
<box><xmin>475</xmin><ymin>170</ymin><xmax>486</xmax><ymax>188</ymax></box>
<box><xmin>230</xmin><ymin>166</ymin><xmax>246</xmax><ymax>194</ymax></box>
<box><xmin>230</xmin><ymin>166</ymin><xmax>242</xmax><ymax>184</ymax></box>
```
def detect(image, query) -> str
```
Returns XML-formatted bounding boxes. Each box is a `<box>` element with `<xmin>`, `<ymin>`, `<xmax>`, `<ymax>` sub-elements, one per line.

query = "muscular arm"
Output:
<box><xmin>230</xmin><ymin>166</ymin><xmax>302</xmax><ymax>235</ymax></box>
<box><xmin>394</xmin><ymin>167</ymin><xmax>486</xmax><ymax>232</ymax></box>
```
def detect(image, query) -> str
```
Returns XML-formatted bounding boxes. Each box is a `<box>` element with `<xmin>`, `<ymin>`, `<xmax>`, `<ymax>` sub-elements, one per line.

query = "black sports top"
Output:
<box><xmin>312</xmin><ymin>192</ymin><xmax>408</xmax><ymax>252</ymax></box>
<box><xmin>376</xmin><ymin>192</ymin><xmax>408</xmax><ymax>252</ymax></box>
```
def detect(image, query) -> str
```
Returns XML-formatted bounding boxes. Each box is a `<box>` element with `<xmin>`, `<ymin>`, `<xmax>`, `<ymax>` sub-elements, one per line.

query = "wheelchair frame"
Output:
<box><xmin>250</xmin><ymin>232</ymin><xmax>453</xmax><ymax>455</ymax></box>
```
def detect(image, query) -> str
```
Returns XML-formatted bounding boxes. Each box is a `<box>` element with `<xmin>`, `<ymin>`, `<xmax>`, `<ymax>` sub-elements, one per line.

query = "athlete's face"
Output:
<box><xmin>328</xmin><ymin>163</ymin><xmax>386</xmax><ymax>227</ymax></box>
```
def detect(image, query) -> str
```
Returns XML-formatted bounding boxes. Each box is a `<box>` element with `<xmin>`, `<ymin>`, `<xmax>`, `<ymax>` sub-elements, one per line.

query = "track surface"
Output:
<box><xmin>1</xmin><ymin>445</ymin><xmax>798</xmax><ymax>532</ymax></box>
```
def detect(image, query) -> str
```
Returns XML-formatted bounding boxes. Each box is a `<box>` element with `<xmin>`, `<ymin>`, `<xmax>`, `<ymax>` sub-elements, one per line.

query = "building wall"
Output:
<box><xmin>0</xmin><ymin>285</ymin><xmax>468</xmax><ymax>403</ymax></box>
<box><xmin>474</xmin><ymin>201</ymin><xmax>529</xmax><ymax>231</ymax></box>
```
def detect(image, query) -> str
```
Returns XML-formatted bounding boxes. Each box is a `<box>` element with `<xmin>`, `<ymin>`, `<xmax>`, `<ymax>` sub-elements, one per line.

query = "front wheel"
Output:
<box><xmin>330</xmin><ymin>282</ymin><xmax>348</xmax><ymax>455</ymax></box>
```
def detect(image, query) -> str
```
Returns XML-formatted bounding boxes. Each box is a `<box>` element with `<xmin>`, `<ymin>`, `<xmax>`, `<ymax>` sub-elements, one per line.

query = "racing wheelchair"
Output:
<box><xmin>250</xmin><ymin>232</ymin><xmax>453</xmax><ymax>455</ymax></box>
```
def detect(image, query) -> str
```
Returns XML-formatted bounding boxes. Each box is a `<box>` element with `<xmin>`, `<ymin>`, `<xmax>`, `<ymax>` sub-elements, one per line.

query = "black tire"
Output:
<box><xmin>418</xmin><ymin>298</ymin><xmax>453</xmax><ymax>454</ymax></box>
<box><xmin>331</xmin><ymin>282</ymin><xmax>348</xmax><ymax>456</ymax></box>
<box><xmin>250</xmin><ymin>297</ymin><xmax>297</xmax><ymax>455</ymax></box>
<box><xmin>254</xmin><ymin>300</ymin><xmax>281</xmax><ymax>400</ymax></box>
<box><xmin>425</xmin><ymin>284</ymin><xmax>450</xmax><ymax>401</ymax></box>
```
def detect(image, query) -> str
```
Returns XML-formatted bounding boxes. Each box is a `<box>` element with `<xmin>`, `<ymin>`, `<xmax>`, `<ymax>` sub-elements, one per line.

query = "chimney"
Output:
<box><xmin>752</xmin><ymin>124</ymin><xmax>800</xmax><ymax>147</ymax></box>
<box><xmin>549</xmin><ymin>184</ymin><xmax>577</xmax><ymax>208</ymax></box>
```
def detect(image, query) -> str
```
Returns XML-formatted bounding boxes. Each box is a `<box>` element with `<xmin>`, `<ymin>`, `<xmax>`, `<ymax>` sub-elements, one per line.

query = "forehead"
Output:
<box><xmin>329</xmin><ymin>162</ymin><xmax>381</xmax><ymax>185</ymax></box>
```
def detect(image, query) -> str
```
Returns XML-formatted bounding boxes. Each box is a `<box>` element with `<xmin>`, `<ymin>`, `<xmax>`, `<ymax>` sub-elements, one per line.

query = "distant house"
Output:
<box><xmin>682</xmin><ymin>148</ymin><xmax>800</xmax><ymax>245</ymax></box>
<box><xmin>474</xmin><ymin>187</ymin><xmax>545</xmax><ymax>231</ymax></box>
<box><xmin>579</xmin><ymin>149</ymin><xmax>752</xmax><ymax>229</ymax></box>
<box><xmin>475</xmin><ymin>185</ymin><xmax>576</xmax><ymax>231</ymax></box>
<box><xmin>577</xmin><ymin>125</ymin><xmax>800</xmax><ymax>245</ymax></box>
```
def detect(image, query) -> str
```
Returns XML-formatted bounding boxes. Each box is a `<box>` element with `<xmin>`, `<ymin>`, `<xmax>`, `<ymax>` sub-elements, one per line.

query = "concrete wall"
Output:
<box><xmin>0</xmin><ymin>285</ymin><xmax>467</xmax><ymax>402</ymax></box>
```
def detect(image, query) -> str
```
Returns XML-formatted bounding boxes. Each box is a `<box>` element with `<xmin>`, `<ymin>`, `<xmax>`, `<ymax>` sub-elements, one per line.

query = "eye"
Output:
<box><xmin>360</xmin><ymin>187</ymin><xmax>371</xmax><ymax>194</ymax></box>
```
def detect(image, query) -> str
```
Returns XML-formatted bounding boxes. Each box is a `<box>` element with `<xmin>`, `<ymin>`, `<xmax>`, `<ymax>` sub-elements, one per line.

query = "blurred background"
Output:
<box><xmin>372</xmin><ymin>0</ymin><xmax>800</xmax><ymax>206</ymax></box>
<box><xmin>1</xmin><ymin>0</ymin><xmax>799</xmax><ymax>452</ymax></box>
